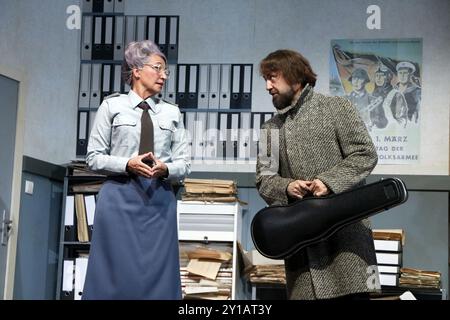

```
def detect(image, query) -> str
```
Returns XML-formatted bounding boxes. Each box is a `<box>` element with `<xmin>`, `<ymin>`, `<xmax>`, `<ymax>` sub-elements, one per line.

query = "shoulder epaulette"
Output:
<box><xmin>103</xmin><ymin>92</ymin><xmax>121</xmax><ymax>100</ymax></box>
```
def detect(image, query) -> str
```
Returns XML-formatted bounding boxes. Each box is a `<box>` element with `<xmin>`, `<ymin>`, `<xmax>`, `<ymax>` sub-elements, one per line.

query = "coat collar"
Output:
<box><xmin>287</xmin><ymin>84</ymin><xmax>314</xmax><ymax>116</ymax></box>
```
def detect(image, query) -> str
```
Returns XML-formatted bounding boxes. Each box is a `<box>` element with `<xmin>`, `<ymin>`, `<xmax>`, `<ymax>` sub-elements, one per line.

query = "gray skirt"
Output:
<box><xmin>82</xmin><ymin>175</ymin><xmax>181</xmax><ymax>300</ymax></box>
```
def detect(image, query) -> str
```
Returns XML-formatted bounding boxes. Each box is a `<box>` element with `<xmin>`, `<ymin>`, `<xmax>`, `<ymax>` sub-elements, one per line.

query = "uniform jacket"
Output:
<box><xmin>87</xmin><ymin>90</ymin><xmax>191</xmax><ymax>181</ymax></box>
<box><xmin>256</xmin><ymin>86</ymin><xmax>379</xmax><ymax>299</ymax></box>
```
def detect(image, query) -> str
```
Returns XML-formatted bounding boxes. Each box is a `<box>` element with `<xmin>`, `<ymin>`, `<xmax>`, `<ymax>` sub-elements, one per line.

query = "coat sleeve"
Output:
<box><xmin>256</xmin><ymin>122</ymin><xmax>295</xmax><ymax>205</ymax></box>
<box><xmin>315</xmin><ymin>98</ymin><xmax>378</xmax><ymax>193</ymax></box>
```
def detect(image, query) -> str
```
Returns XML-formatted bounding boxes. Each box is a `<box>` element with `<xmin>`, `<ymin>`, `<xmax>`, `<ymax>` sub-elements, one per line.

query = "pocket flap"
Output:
<box><xmin>112</xmin><ymin>116</ymin><xmax>137</xmax><ymax>126</ymax></box>
<box><xmin>157</xmin><ymin>120</ymin><xmax>176</xmax><ymax>132</ymax></box>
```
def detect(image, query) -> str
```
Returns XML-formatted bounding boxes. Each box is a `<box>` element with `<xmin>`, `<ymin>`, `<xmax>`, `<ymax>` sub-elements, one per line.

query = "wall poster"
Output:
<box><xmin>330</xmin><ymin>38</ymin><xmax>422</xmax><ymax>164</ymax></box>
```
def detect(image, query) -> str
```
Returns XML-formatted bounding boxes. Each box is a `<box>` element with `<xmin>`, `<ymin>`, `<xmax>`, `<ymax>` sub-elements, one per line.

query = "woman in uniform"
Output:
<box><xmin>82</xmin><ymin>40</ymin><xmax>190</xmax><ymax>299</ymax></box>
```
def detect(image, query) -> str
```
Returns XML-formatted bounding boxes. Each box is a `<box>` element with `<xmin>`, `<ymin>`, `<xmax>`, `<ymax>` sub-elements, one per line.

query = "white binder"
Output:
<box><xmin>242</xmin><ymin>65</ymin><xmax>252</xmax><ymax>108</ymax></box>
<box><xmin>231</xmin><ymin>65</ymin><xmax>241</xmax><ymax>108</ymax></box>
<box><xmin>79</xmin><ymin>63</ymin><xmax>91</xmax><ymax>108</ymax></box>
<box><xmin>208</xmin><ymin>64</ymin><xmax>220</xmax><ymax>109</ymax></box>
<box><xmin>93</xmin><ymin>16</ymin><xmax>102</xmax><ymax>50</ymax></box>
<box><xmin>114</xmin><ymin>16</ymin><xmax>124</xmax><ymax>60</ymax></box>
<box><xmin>188</xmin><ymin>65</ymin><xmax>198</xmax><ymax>107</ymax></box>
<box><xmin>136</xmin><ymin>16</ymin><xmax>146</xmax><ymax>41</ymax></box>
<box><xmin>194</xmin><ymin>112</ymin><xmax>207</xmax><ymax>160</ymax></box>
<box><xmin>81</xmin><ymin>16</ymin><xmax>92</xmax><ymax>60</ymax></box>
<box><xmin>113</xmin><ymin>64</ymin><xmax>122</xmax><ymax>93</ymax></box>
<box><xmin>218</xmin><ymin>113</ymin><xmax>228</xmax><ymax>159</ymax></box>
<box><xmin>89</xmin><ymin>110</ymin><xmax>97</xmax><ymax>136</ymax></box>
<box><xmin>185</xmin><ymin>112</ymin><xmax>196</xmax><ymax>159</ymax></box>
<box><xmin>147</xmin><ymin>17</ymin><xmax>157</xmax><ymax>42</ymax></box>
<box><xmin>228</xmin><ymin>113</ymin><xmax>239</xmax><ymax>160</ymax></box>
<box><xmin>90</xmin><ymin>64</ymin><xmax>102</xmax><ymax>108</ymax></box>
<box><xmin>197</xmin><ymin>64</ymin><xmax>209</xmax><ymax>109</ymax></box>
<box><xmin>103</xmin><ymin>0</ymin><xmax>114</xmax><ymax>12</ymax></box>
<box><xmin>74</xmin><ymin>257</ymin><xmax>88</xmax><ymax>300</ymax></box>
<box><xmin>158</xmin><ymin>17</ymin><xmax>167</xmax><ymax>54</ymax></box>
<box><xmin>62</xmin><ymin>260</ymin><xmax>74</xmax><ymax>293</ymax></box>
<box><xmin>168</xmin><ymin>16</ymin><xmax>178</xmax><ymax>62</ymax></box>
<box><xmin>177</xmin><ymin>64</ymin><xmax>187</xmax><ymax>104</ymax></box>
<box><xmin>105</xmin><ymin>16</ymin><xmax>113</xmax><ymax>46</ymax></box>
<box><xmin>84</xmin><ymin>194</ymin><xmax>96</xmax><ymax>237</ymax></box>
<box><xmin>205</xmin><ymin>112</ymin><xmax>219</xmax><ymax>161</ymax></box>
<box><xmin>165</xmin><ymin>64</ymin><xmax>177</xmax><ymax>104</ymax></box>
<box><xmin>77</xmin><ymin>111</ymin><xmax>89</xmax><ymax>155</ymax></box>
<box><xmin>64</xmin><ymin>195</ymin><xmax>75</xmax><ymax>241</ymax></box>
<box><xmin>81</xmin><ymin>0</ymin><xmax>92</xmax><ymax>13</ymax></box>
<box><xmin>102</xmin><ymin>64</ymin><xmax>112</xmax><ymax>99</ymax></box>
<box><xmin>219</xmin><ymin>64</ymin><xmax>231</xmax><ymax>109</ymax></box>
<box><xmin>250</xmin><ymin>113</ymin><xmax>261</xmax><ymax>159</ymax></box>
<box><xmin>238</xmin><ymin>112</ymin><xmax>251</xmax><ymax>160</ymax></box>
<box><xmin>124</xmin><ymin>16</ymin><xmax>136</xmax><ymax>47</ymax></box>
<box><xmin>114</xmin><ymin>0</ymin><xmax>125</xmax><ymax>13</ymax></box>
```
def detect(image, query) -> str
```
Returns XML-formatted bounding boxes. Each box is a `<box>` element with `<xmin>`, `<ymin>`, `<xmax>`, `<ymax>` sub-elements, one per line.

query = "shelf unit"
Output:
<box><xmin>177</xmin><ymin>200</ymin><xmax>242</xmax><ymax>299</ymax></box>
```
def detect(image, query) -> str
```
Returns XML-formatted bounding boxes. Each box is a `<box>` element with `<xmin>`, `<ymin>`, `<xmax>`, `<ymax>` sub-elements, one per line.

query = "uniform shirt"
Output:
<box><xmin>86</xmin><ymin>90</ymin><xmax>191</xmax><ymax>180</ymax></box>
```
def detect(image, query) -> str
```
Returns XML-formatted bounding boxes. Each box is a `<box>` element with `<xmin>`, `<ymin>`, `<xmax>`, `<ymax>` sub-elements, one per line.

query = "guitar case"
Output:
<box><xmin>251</xmin><ymin>178</ymin><xmax>408</xmax><ymax>259</ymax></box>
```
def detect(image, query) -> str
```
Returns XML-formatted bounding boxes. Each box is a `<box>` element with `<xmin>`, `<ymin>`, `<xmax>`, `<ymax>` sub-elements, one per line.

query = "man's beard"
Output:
<box><xmin>272</xmin><ymin>88</ymin><xmax>295</xmax><ymax>110</ymax></box>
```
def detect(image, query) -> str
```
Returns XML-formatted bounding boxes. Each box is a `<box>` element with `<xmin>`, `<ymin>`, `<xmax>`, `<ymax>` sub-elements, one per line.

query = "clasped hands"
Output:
<box><xmin>287</xmin><ymin>179</ymin><xmax>329</xmax><ymax>199</ymax></box>
<box><xmin>126</xmin><ymin>152</ymin><xmax>168</xmax><ymax>178</ymax></box>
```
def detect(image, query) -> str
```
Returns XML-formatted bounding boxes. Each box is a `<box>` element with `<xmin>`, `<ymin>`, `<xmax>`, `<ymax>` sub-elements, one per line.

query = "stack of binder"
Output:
<box><xmin>181</xmin><ymin>111</ymin><xmax>276</xmax><ymax>162</ymax></box>
<box><xmin>61</xmin><ymin>252</ymin><xmax>89</xmax><ymax>300</ymax></box>
<box><xmin>373</xmin><ymin>229</ymin><xmax>405</xmax><ymax>286</ymax></box>
<box><xmin>64</xmin><ymin>193</ymin><xmax>97</xmax><ymax>243</ymax></box>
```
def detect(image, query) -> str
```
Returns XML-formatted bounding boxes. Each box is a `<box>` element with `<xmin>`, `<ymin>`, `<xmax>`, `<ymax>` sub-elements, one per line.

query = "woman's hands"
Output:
<box><xmin>126</xmin><ymin>152</ymin><xmax>168</xmax><ymax>178</ymax></box>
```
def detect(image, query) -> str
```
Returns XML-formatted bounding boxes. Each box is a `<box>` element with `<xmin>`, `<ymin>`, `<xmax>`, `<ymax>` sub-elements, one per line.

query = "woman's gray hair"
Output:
<box><xmin>122</xmin><ymin>40</ymin><xmax>167</xmax><ymax>86</ymax></box>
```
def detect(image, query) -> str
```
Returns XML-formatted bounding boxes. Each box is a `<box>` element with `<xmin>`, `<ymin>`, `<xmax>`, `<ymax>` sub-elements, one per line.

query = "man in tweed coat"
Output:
<box><xmin>256</xmin><ymin>49</ymin><xmax>379</xmax><ymax>300</ymax></box>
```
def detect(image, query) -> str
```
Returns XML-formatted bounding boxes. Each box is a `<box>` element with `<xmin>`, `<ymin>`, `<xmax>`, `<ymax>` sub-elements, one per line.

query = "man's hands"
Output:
<box><xmin>126</xmin><ymin>152</ymin><xmax>168</xmax><ymax>179</ymax></box>
<box><xmin>287</xmin><ymin>180</ymin><xmax>312</xmax><ymax>199</ymax></box>
<box><xmin>287</xmin><ymin>178</ymin><xmax>330</xmax><ymax>199</ymax></box>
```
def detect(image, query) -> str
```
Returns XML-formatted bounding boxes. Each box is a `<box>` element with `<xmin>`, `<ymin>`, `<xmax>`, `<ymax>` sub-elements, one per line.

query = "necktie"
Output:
<box><xmin>138</xmin><ymin>101</ymin><xmax>154</xmax><ymax>154</ymax></box>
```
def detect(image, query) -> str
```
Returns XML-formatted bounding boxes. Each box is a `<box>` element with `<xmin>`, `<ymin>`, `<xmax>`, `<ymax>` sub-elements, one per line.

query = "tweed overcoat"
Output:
<box><xmin>256</xmin><ymin>87</ymin><xmax>379</xmax><ymax>299</ymax></box>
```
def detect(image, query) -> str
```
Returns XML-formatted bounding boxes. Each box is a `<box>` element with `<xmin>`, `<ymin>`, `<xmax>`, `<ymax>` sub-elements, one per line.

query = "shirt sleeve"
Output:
<box><xmin>86</xmin><ymin>101</ymin><xmax>129</xmax><ymax>174</ymax></box>
<box><xmin>165</xmin><ymin>110</ymin><xmax>191</xmax><ymax>181</ymax></box>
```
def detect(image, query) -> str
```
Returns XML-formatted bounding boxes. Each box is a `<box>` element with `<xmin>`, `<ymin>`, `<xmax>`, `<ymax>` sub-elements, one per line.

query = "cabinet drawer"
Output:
<box><xmin>179</xmin><ymin>213</ymin><xmax>234</xmax><ymax>231</ymax></box>
<box><xmin>178</xmin><ymin>230</ymin><xmax>234</xmax><ymax>242</ymax></box>
<box><xmin>177</xmin><ymin>200</ymin><xmax>238</xmax><ymax>215</ymax></box>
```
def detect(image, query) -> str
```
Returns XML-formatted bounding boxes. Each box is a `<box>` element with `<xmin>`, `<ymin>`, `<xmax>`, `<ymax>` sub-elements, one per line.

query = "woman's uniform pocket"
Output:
<box><xmin>155</xmin><ymin>119</ymin><xmax>176</xmax><ymax>151</ymax></box>
<box><xmin>111</xmin><ymin>116</ymin><xmax>137</xmax><ymax>147</ymax></box>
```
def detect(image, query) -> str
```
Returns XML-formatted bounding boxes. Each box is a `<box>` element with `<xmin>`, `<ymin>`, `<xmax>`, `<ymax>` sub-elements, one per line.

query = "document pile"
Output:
<box><xmin>239</xmin><ymin>243</ymin><xmax>285</xmax><ymax>285</ymax></box>
<box><xmin>182</xmin><ymin>178</ymin><xmax>239</xmax><ymax>203</ymax></box>
<box><xmin>68</xmin><ymin>160</ymin><xmax>106</xmax><ymax>178</ymax></box>
<box><xmin>68</xmin><ymin>160</ymin><xmax>104</xmax><ymax>193</ymax></box>
<box><xmin>180</xmin><ymin>243</ymin><xmax>233</xmax><ymax>300</ymax></box>
<box><xmin>399</xmin><ymin>268</ymin><xmax>441</xmax><ymax>289</ymax></box>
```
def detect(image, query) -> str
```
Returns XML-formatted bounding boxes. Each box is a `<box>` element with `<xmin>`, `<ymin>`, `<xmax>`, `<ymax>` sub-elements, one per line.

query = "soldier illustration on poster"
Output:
<box><xmin>330</xmin><ymin>38</ymin><xmax>422</xmax><ymax>164</ymax></box>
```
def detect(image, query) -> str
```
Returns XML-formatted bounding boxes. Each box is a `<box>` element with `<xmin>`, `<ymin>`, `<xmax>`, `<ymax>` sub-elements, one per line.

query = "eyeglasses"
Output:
<box><xmin>143</xmin><ymin>63</ymin><xmax>170</xmax><ymax>77</ymax></box>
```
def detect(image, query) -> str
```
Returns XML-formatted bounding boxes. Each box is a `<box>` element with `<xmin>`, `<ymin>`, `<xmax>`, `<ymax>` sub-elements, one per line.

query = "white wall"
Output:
<box><xmin>1</xmin><ymin>0</ymin><xmax>449</xmax><ymax>174</ymax></box>
<box><xmin>0</xmin><ymin>0</ymin><xmax>80</xmax><ymax>165</ymax></box>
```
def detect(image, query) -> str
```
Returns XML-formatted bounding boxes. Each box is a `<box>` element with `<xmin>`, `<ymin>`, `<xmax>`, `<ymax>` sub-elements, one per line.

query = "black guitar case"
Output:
<box><xmin>251</xmin><ymin>178</ymin><xmax>408</xmax><ymax>260</ymax></box>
